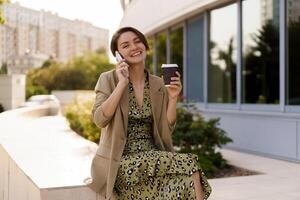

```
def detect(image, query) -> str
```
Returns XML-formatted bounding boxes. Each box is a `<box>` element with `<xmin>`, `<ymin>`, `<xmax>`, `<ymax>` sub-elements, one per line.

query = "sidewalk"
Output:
<box><xmin>208</xmin><ymin>149</ymin><xmax>300</xmax><ymax>200</ymax></box>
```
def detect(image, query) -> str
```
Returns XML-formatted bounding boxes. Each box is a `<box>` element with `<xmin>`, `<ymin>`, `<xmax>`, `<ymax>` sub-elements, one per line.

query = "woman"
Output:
<box><xmin>86</xmin><ymin>27</ymin><xmax>212</xmax><ymax>200</ymax></box>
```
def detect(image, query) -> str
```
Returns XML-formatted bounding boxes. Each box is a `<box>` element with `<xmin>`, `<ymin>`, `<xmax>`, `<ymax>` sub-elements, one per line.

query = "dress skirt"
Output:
<box><xmin>114</xmin><ymin>75</ymin><xmax>212</xmax><ymax>199</ymax></box>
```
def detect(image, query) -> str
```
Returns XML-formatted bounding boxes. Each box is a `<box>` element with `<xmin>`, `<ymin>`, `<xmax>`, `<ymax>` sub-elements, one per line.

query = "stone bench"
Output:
<box><xmin>0</xmin><ymin>105</ymin><xmax>102</xmax><ymax>200</ymax></box>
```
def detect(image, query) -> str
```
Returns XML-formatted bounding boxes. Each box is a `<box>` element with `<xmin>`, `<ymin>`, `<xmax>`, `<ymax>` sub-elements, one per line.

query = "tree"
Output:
<box><xmin>217</xmin><ymin>37</ymin><xmax>236</xmax><ymax>103</ymax></box>
<box><xmin>0</xmin><ymin>63</ymin><xmax>7</xmax><ymax>74</ymax></box>
<box><xmin>244</xmin><ymin>20</ymin><xmax>279</xmax><ymax>104</ymax></box>
<box><xmin>26</xmin><ymin>49</ymin><xmax>114</xmax><ymax>98</ymax></box>
<box><xmin>0</xmin><ymin>0</ymin><xmax>9</xmax><ymax>24</ymax></box>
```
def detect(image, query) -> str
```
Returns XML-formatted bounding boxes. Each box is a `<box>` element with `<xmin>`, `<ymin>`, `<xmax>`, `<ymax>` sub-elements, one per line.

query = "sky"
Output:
<box><xmin>11</xmin><ymin>0</ymin><xmax>123</xmax><ymax>60</ymax></box>
<box><xmin>11</xmin><ymin>0</ymin><xmax>123</xmax><ymax>33</ymax></box>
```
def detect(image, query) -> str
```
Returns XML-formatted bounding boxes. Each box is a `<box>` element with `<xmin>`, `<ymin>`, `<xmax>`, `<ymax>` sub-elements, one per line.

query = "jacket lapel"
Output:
<box><xmin>149</xmin><ymin>74</ymin><xmax>163</xmax><ymax>127</ymax></box>
<box><xmin>120</xmin><ymin>90</ymin><xmax>128</xmax><ymax>136</ymax></box>
<box><xmin>113</xmin><ymin>70</ymin><xmax>129</xmax><ymax>137</ymax></box>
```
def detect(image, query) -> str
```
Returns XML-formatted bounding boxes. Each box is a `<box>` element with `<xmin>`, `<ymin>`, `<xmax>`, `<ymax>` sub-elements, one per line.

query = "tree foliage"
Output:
<box><xmin>26</xmin><ymin>49</ymin><xmax>114</xmax><ymax>99</ymax></box>
<box><xmin>0</xmin><ymin>63</ymin><xmax>7</xmax><ymax>74</ymax></box>
<box><xmin>243</xmin><ymin>21</ymin><xmax>280</xmax><ymax>104</ymax></box>
<box><xmin>0</xmin><ymin>0</ymin><xmax>9</xmax><ymax>24</ymax></box>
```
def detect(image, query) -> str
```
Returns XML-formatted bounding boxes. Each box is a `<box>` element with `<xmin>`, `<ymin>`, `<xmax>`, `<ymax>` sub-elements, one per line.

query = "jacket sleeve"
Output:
<box><xmin>92</xmin><ymin>73</ymin><xmax>113</xmax><ymax>128</ymax></box>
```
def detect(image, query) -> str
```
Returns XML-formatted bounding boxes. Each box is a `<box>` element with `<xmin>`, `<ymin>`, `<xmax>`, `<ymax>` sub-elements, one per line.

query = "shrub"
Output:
<box><xmin>64</xmin><ymin>98</ymin><xmax>100</xmax><ymax>143</ymax></box>
<box><xmin>26</xmin><ymin>85</ymin><xmax>48</xmax><ymax>99</ymax></box>
<box><xmin>0</xmin><ymin>63</ymin><xmax>7</xmax><ymax>74</ymax></box>
<box><xmin>172</xmin><ymin>104</ymin><xmax>233</xmax><ymax>177</ymax></box>
<box><xmin>0</xmin><ymin>103</ymin><xmax>4</xmax><ymax>113</ymax></box>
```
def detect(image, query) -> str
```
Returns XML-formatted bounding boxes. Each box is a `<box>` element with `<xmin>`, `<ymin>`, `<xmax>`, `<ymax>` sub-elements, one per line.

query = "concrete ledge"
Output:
<box><xmin>0</xmin><ymin>106</ymin><xmax>101</xmax><ymax>200</ymax></box>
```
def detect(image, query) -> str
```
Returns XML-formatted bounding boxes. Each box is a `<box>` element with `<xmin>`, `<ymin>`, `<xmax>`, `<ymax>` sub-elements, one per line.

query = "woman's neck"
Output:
<box><xmin>129</xmin><ymin>63</ymin><xmax>145</xmax><ymax>84</ymax></box>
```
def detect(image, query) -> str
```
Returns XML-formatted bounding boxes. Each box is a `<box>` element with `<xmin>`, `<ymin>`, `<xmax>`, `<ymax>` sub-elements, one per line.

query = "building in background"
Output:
<box><xmin>0</xmin><ymin>2</ymin><xmax>109</xmax><ymax>74</ymax></box>
<box><xmin>120</xmin><ymin>0</ymin><xmax>300</xmax><ymax>162</ymax></box>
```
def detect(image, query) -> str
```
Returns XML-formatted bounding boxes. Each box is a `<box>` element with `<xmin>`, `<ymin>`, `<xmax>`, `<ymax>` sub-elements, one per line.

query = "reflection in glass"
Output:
<box><xmin>146</xmin><ymin>37</ymin><xmax>154</xmax><ymax>74</ymax></box>
<box><xmin>170</xmin><ymin>27</ymin><xmax>184</xmax><ymax>99</ymax></box>
<box><xmin>170</xmin><ymin>27</ymin><xmax>183</xmax><ymax>76</ymax></box>
<box><xmin>287</xmin><ymin>0</ymin><xmax>300</xmax><ymax>105</ymax></box>
<box><xmin>242</xmin><ymin>0</ymin><xmax>280</xmax><ymax>104</ymax></box>
<box><xmin>156</xmin><ymin>31</ymin><xmax>167</xmax><ymax>76</ymax></box>
<box><xmin>209</xmin><ymin>4</ymin><xmax>237</xmax><ymax>103</ymax></box>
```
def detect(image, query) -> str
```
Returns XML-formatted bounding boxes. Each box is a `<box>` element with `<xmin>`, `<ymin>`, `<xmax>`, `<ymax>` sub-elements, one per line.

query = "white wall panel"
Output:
<box><xmin>120</xmin><ymin>0</ymin><xmax>231</xmax><ymax>34</ymax></box>
<box><xmin>202</xmin><ymin>111</ymin><xmax>299</xmax><ymax>161</ymax></box>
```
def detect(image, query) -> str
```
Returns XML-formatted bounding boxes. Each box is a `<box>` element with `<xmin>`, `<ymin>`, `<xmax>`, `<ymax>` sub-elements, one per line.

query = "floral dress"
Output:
<box><xmin>114</xmin><ymin>73</ymin><xmax>212</xmax><ymax>199</ymax></box>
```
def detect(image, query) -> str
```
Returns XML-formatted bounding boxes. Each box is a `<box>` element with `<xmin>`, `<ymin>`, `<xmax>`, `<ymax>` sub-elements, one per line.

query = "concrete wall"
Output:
<box><xmin>0</xmin><ymin>74</ymin><xmax>26</xmax><ymax>111</ymax></box>
<box><xmin>0</xmin><ymin>106</ymin><xmax>102</xmax><ymax>200</ymax></box>
<box><xmin>201</xmin><ymin>109</ymin><xmax>300</xmax><ymax>162</ymax></box>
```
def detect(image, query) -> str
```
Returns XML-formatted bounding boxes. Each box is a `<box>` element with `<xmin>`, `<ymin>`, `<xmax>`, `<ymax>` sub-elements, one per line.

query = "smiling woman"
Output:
<box><xmin>85</xmin><ymin>27</ymin><xmax>212</xmax><ymax>200</ymax></box>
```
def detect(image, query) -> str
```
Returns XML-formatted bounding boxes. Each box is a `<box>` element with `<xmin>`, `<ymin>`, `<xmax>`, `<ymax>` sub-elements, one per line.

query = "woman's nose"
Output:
<box><xmin>130</xmin><ymin>43</ymin><xmax>138</xmax><ymax>50</ymax></box>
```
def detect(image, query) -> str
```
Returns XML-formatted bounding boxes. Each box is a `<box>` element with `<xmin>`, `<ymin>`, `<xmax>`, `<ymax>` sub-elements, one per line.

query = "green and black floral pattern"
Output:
<box><xmin>114</xmin><ymin>72</ymin><xmax>212</xmax><ymax>199</ymax></box>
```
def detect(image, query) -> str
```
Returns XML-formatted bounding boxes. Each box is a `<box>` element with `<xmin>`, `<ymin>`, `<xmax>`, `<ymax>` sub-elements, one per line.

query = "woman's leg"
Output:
<box><xmin>192</xmin><ymin>171</ymin><xmax>204</xmax><ymax>200</ymax></box>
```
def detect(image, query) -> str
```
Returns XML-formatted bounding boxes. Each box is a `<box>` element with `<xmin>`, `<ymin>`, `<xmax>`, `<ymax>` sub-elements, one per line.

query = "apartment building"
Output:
<box><xmin>0</xmin><ymin>2</ymin><xmax>109</xmax><ymax>73</ymax></box>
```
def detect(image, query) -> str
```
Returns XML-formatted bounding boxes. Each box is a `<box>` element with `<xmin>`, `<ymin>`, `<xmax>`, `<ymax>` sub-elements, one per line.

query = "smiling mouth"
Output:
<box><xmin>131</xmin><ymin>51</ymin><xmax>142</xmax><ymax>57</ymax></box>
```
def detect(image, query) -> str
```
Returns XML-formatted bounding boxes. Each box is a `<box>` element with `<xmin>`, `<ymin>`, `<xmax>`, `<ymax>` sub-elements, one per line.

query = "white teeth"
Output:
<box><xmin>132</xmin><ymin>52</ymin><xmax>141</xmax><ymax>57</ymax></box>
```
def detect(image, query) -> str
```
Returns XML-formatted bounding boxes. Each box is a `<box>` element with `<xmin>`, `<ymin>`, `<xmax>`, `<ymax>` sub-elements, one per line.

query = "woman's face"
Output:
<box><xmin>117</xmin><ymin>31</ymin><xmax>147</xmax><ymax>65</ymax></box>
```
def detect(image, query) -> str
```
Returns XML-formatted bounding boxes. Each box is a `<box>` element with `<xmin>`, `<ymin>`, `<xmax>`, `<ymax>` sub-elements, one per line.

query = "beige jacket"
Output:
<box><xmin>86</xmin><ymin>69</ymin><xmax>175</xmax><ymax>199</ymax></box>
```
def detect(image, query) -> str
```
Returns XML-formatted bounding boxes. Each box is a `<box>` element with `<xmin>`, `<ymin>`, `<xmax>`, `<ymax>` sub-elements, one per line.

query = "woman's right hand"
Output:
<box><xmin>116</xmin><ymin>59</ymin><xmax>129</xmax><ymax>85</ymax></box>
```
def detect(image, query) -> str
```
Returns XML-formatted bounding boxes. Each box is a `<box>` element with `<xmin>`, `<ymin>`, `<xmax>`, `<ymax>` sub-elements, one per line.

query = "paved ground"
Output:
<box><xmin>208</xmin><ymin>149</ymin><xmax>300</xmax><ymax>200</ymax></box>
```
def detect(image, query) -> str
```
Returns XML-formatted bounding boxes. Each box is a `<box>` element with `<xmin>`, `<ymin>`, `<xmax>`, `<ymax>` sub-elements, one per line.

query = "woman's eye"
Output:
<box><xmin>122</xmin><ymin>45</ymin><xmax>129</xmax><ymax>49</ymax></box>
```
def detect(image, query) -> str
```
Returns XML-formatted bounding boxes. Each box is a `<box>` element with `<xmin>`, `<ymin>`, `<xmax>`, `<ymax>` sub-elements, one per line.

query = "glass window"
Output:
<box><xmin>170</xmin><ymin>27</ymin><xmax>184</xmax><ymax>99</ymax></box>
<box><xmin>146</xmin><ymin>37</ymin><xmax>154</xmax><ymax>74</ymax></box>
<box><xmin>186</xmin><ymin>16</ymin><xmax>205</xmax><ymax>102</ymax></box>
<box><xmin>242</xmin><ymin>0</ymin><xmax>280</xmax><ymax>104</ymax></box>
<box><xmin>170</xmin><ymin>27</ymin><xmax>183</xmax><ymax>76</ymax></box>
<box><xmin>287</xmin><ymin>0</ymin><xmax>300</xmax><ymax>105</ymax></box>
<box><xmin>209</xmin><ymin>3</ymin><xmax>237</xmax><ymax>103</ymax></box>
<box><xmin>156</xmin><ymin>31</ymin><xmax>167</xmax><ymax>76</ymax></box>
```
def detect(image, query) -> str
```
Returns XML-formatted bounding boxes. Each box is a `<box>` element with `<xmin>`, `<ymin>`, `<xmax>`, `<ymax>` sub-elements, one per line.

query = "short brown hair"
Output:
<box><xmin>110</xmin><ymin>27</ymin><xmax>149</xmax><ymax>56</ymax></box>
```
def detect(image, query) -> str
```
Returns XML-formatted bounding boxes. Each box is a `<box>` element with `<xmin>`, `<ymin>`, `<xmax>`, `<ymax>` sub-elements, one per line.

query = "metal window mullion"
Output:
<box><xmin>166</xmin><ymin>29</ymin><xmax>171</xmax><ymax>64</ymax></box>
<box><xmin>237</xmin><ymin>0</ymin><xmax>242</xmax><ymax>108</ymax></box>
<box><xmin>280</xmin><ymin>0</ymin><xmax>286</xmax><ymax>112</ymax></box>
<box><xmin>183</xmin><ymin>21</ymin><xmax>188</xmax><ymax>100</ymax></box>
<box><xmin>203</xmin><ymin>11</ymin><xmax>209</xmax><ymax>106</ymax></box>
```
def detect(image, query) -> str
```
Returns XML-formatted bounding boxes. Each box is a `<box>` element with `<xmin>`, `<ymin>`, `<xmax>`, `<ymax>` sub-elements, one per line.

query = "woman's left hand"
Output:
<box><xmin>166</xmin><ymin>71</ymin><xmax>182</xmax><ymax>100</ymax></box>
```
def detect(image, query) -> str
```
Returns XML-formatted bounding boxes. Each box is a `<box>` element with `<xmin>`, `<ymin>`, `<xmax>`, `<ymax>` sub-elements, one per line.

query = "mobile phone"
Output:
<box><xmin>115</xmin><ymin>51</ymin><xmax>123</xmax><ymax>62</ymax></box>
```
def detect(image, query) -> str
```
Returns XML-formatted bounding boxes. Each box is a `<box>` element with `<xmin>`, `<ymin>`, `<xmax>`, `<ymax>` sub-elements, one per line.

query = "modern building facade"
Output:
<box><xmin>120</xmin><ymin>0</ymin><xmax>300</xmax><ymax>162</ymax></box>
<box><xmin>0</xmin><ymin>2</ymin><xmax>109</xmax><ymax>73</ymax></box>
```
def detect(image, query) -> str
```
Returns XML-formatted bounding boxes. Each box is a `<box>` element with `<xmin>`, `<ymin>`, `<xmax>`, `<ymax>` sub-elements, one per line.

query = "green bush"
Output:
<box><xmin>0</xmin><ymin>103</ymin><xmax>4</xmax><ymax>113</ymax></box>
<box><xmin>0</xmin><ymin>63</ymin><xmax>7</xmax><ymax>74</ymax></box>
<box><xmin>64</xmin><ymin>99</ymin><xmax>100</xmax><ymax>143</ymax></box>
<box><xmin>172</xmin><ymin>104</ymin><xmax>233</xmax><ymax>177</ymax></box>
<box><xmin>26</xmin><ymin>85</ymin><xmax>48</xmax><ymax>99</ymax></box>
